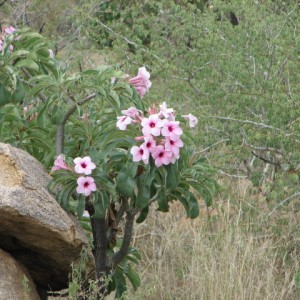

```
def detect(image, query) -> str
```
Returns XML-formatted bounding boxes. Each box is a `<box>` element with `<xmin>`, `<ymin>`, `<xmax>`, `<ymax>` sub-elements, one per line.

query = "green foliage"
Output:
<box><xmin>0</xmin><ymin>25</ymin><xmax>218</xmax><ymax>298</ymax></box>
<box><xmin>76</xmin><ymin>0</ymin><xmax>300</xmax><ymax>206</ymax></box>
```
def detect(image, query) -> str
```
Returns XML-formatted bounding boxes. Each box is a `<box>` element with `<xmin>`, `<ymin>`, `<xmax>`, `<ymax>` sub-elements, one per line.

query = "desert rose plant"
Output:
<box><xmin>0</xmin><ymin>27</ymin><xmax>218</xmax><ymax>299</ymax></box>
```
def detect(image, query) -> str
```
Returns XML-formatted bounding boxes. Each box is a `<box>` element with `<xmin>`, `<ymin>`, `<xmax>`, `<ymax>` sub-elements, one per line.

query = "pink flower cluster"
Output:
<box><xmin>0</xmin><ymin>26</ymin><xmax>16</xmax><ymax>52</ymax></box>
<box><xmin>51</xmin><ymin>155</ymin><xmax>97</xmax><ymax>196</ymax></box>
<box><xmin>117</xmin><ymin>102</ymin><xmax>196</xmax><ymax>167</ymax></box>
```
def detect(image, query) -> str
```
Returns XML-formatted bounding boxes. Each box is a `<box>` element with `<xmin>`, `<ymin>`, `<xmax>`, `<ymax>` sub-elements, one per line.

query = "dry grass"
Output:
<box><xmin>49</xmin><ymin>177</ymin><xmax>300</xmax><ymax>300</ymax></box>
<box><xmin>123</xmin><ymin>178</ymin><xmax>300</xmax><ymax>300</ymax></box>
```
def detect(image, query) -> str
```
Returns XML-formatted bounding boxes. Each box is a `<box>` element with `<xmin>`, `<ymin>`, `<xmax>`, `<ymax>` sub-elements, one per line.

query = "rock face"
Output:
<box><xmin>0</xmin><ymin>249</ymin><xmax>40</xmax><ymax>300</ymax></box>
<box><xmin>0</xmin><ymin>143</ymin><xmax>93</xmax><ymax>291</ymax></box>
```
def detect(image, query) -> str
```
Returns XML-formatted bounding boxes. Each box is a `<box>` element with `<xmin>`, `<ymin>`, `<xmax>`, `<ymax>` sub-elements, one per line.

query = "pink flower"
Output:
<box><xmin>141</xmin><ymin>114</ymin><xmax>164</xmax><ymax>136</ymax></box>
<box><xmin>76</xmin><ymin>176</ymin><xmax>97</xmax><ymax>196</ymax></box>
<box><xmin>182</xmin><ymin>113</ymin><xmax>198</xmax><ymax>128</ymax></box>
<box><xmin>74</xmin><ymin>156</ymin><xmax>96</xmax><ymax>175</ymax></box>
<box><xmin>130</xmin><ymin>145</ymin><xmax>150</xmax><ymax>164</ymax></box>
<box><xmin>121</xmin><ymin>107</ymin><xmax>140</xmax><ymax>118</ymax></box>
<box><xmin>152</xmin><ymin>145</ymin><xmax>173</xmax><ymax>167</ymax></box>
<box><xmin>161</xmin><ymin>120</ymin><xmax>183</xmax><ymax>138</ymax></box>
<box><xmin>164</xmin><ymin>136</ymin><xmax>184</xmax><ymax>156</ymax></box>
<box><xmin>128</xmin><ymin>67</ymin><xmax>152</xmax><ymax>98</ymax></box>
<box><xmin>159</xmin><ymin>102</ymin><xmax>174</xmax><ymax>120</ymax></box>
<box><xmin>3</xmin><ymin>26</ymin><xmax>16</xmax><ymax>35</ymax></box>
<box><xmin>142</xmin><ymin>135</ymin><xmax>157</xmax><ymax>153</ymax></box>
<box><xmin>117</xmin><ymin>116</ymin><xmax>132</xmax><ymax>130</ymax></box>
<box><xmin>51</xmin><ymin>155</ymin><xmax>70</xmax><ymax>171</ymax></box>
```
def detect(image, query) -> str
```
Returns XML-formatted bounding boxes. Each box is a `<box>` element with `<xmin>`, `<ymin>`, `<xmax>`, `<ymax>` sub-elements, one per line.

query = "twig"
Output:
<box><xmin>218</xmin><ymin>170</ymin><xmax>248</xmax><ymax>179</ymax></box>
<box><xmin>243</xmin><ymin>142</ymin><xmax>284</xmax><ymax>155</ymax></box>
<box><xmin>251</xmin><ymin>151</ymin><xmax>280</xmax><ymax>166</ymax></box>
<box><xmin>115</xmin><ymin>197</ymin><xmax>128</xmax><ymax>226</ymax></box>
<box><xmin>96</xmin><ymin>20</ymin><xmax>164</xmax><ymax>63</ymax></box>
<box><xmin>206</xmin><ymin>115</ymin><xmax>283</xmax><ymax>132</ymax></box>
<box><xmin>268</xmin><ymin>191</ymin><xmax>300</xmax><ymax>216</ymax></box>
<box><xmin>197</xmin><ymin>139</ymin><xmax>230</xmax><ymax>154</ymax></box>
<box><xmin>56</xmin><ymin>93</ymin><xmax>96</xmax><ymax>154</ymax></box>
<box><xmin>187</xmin><ymin>77</ymin><xmax>205</xmax><ymax>95</ymax></box>
<box><xmin>112</xmin><ymin>206</ymin><xmax>138</xmax><ymax>268</ymax></box>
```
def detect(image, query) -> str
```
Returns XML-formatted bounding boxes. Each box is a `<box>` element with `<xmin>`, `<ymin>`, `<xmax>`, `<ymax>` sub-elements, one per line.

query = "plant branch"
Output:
<box><xmin>86</xmin><ymin>198</ymin><xmax>108</xmax><ymax>298</ymax></box>
<box><xmin>251</xmin><ymin>151</ymin><xmax>281</xmax><ymax>166</ymax></box>
<box><xmin>112</xmin><ymin>205</ymin><xmax>137</xmax><ymax>268</ymax></box>
<box><xmin>242</xmin><ymin>142</ymin><xmax>284</xmax><ymax>155</ymax></box>
<box><xmin>218</xmin><ymin>169</ymin><xmax>248</xmax><ymax>179</ymax></box>
<box><xmin>268</xmin><ymin>191</ymin><xmax>300</xmax><ymax>216</ymax></box>
<box><xmin>56</xmin><ymin>93</ymin><xmax>96</xmax><ymax>154</ymax></box>
<box><xmin>96</xmin><ymin>20</ymin><xmax>164</xmax><ymax>63</ymax></box>
<box><xmin>197</xmin><ymin>139</ymin><xmax>230</xmax><ymax>154</ymax></box>
<box><xmin>206</xmin><ymin>115</ymin><xmax>284</xmax><ymax>132</ymax></box>
<box><xmin>115</xmin><ymin>197</ymin><xmax>128</xmax><ymax>226</ymax></box>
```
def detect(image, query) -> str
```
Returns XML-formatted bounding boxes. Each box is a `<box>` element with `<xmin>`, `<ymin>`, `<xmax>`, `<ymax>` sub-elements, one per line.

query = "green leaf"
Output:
<box><xmin>113</xmin><ymin>267</ymin><xmax>127</xmax><ymax>299</ymax></box>
<box><xmin>124</xmin><ymin>264</ymin><xmax>141</xmax><ymax>291</ymax></box>
<box><xmin>0</xmin><ymin>83</ymin><xmax>12</xmax><ymax>106</ymax></box>
<box><xmin>14</xmin><ymin>59</ymin><xmax>40</xmax><ymax>72</ymax></box>
<box><xmin>11</xmin><ymin>78</ymin><xmax>25</xmax><ymax>103</ymax></box>
<box><xmin>136</xmin><ymin>206</ymin><xmax>149</xmax><ymax>223</ymax></box>
<box><xmin>135</xmin><ymin>174</ymin><xmax>151</xmax><ymax>209</ymax></box>
<box><xmin>157</xmin><ymin>187</ymin><xmax>169</xmax><ymax>212</ymax></box>
<box><xmin>77</xmin><ymin>194</ymin><xmax>86</xmax><ymax>218</ymax></box>
<box><xmin>92</xmin><ymin>191</ymin><xmax>109</xmax><ymax>219</ymax></box>
<box><xmin>79</xmin><ymin>221</ymin><xmax>92</xmax><ymax>232</ymax></box>
<box><xmin>187</xmin><ymin>192</ymin><xmax>199</xmax><ymax>219</ymax></box>
<box><xmin>165</xmin><ymin>163</ymin><xmax>179</xmax><ymax>190</ymax></box>
<box><xmin>116</xmin><ymin>164</ymin><xmax>137</xmax><ymax>198</ymax></box>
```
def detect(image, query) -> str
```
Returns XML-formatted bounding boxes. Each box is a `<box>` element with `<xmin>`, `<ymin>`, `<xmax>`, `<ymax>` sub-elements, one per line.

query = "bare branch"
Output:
<box><xmin>206</xmin><ymin>115</ymin><xmax>283</xmax><ymax>132</ymax></box>
<box><xmin>218</xmin><ymin>170</ymin><xmax>248</xmax><ymax>179</ymax></box>
<box><xmin>115</xmin><ymin>197</ymin><xmax>128</xmax><ymax>226</ymax></box>
<box><xmin>187</xmin><ymin>77</ymin><xmax>205</xmax><ymax>95</ymax></box>
<box><xmin>112</xmin><ymin>206</ymin><xmax>138</xmax><ymax>268</ymax></box>
<box><xmin>251</xmin><ymin>151</ymin><xmax>281</xmax><ymax>166</ymax></box>
<box><xmin>56</xmin><ymin>93</ymin><xmax>96</xmax><ymax>154</ymax></box>
<box><xmin>268</xmin><ymin>191</ymin><xmax>300</xmax><ymax>216</ymax></box>
<box><xmin>197</xmin><ymin>139</ymin><xmax>230</xmax><ymax>154</ymax></box>
<box><xmin>243</xmin><ymin>142</ymin><xmax>284</xmax><ymax>155</ymax></box>
<box><xmin>96</xmin><ymin>20</ymin><xmax>164</xmax><ymax>63</ymax></box>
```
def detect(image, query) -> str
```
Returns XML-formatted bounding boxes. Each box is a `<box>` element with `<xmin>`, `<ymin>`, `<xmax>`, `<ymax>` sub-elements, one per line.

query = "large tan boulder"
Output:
<box><xmin>0</xmin><ymin>249</ymin><xmax>40</xmax><ymax>300</ymax></box>
<box><xmin>0</xmin><ymin>143</ymin><xmax>94</xmax><ymax>291</ymax></box>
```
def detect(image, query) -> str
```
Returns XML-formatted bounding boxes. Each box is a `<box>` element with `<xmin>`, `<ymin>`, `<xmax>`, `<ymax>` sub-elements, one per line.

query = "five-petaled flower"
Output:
<box><xmin>130</xmin><ymin>145</ymin><xmax>150</xmax><ymax>164</ymax></box>
<box><xmin>76</xmin><ymin>176</ymin><xmax>97</xmax><ymax>196</ymax></box>
<box><xmin>141</xmin><ymin>114</ymin><xmax>164</xmax><ymax>137</ymax></box>
<box><xmin>74</xmin><ymin>156</ymin><xmax>96</xmax><ymax>175</ymax></box>
<box><xmin>152</xmin><ymin>145</ymin><xmax>173</xmax><ymax>167</ymax></box>
<box><xmin>164</xmin><ymin>136</ymin><xmax>184</xmax><ymax>156</ymax></box>
<box><xmin>161</xmin><ymin>120</ymin><xmax>183</xmax><ymax>139</ymax></box>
